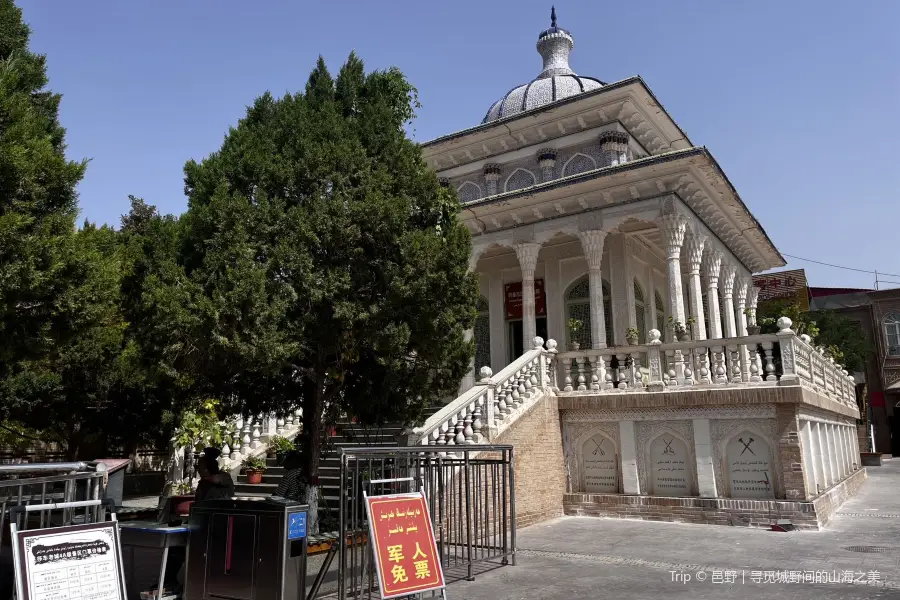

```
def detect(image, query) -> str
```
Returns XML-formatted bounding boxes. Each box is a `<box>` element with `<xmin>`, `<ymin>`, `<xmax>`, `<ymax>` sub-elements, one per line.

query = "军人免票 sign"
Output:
<box><xmin>12</xmin><ymin>521</ymin><xmax>127</xmax><ymax>600</ymax></box>
<box><xmin>504</xmin><ymin>279</ymin><xmax>546</xmax><ymax>320</ymax></box>
<box><xmin>365</xmin><ymin>492</ymin><xmax>445</xmax><ymax>599</ymax></box>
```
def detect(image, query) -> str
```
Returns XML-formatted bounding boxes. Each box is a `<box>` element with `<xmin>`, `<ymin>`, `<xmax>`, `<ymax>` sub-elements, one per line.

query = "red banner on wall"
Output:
<box><xmin>870</xmin><ymin>391</ymin><xmax>885</xmax><ymax>407</ymax></box>
<box><xmin>504</xmin><ymin>279</ymin><xmax>546</xmax><ymax>319</ymax></box>
<box><xmin>365</xmin><ymin>492</ymin><xmax>445</xmax><ymax>599</ymax></box>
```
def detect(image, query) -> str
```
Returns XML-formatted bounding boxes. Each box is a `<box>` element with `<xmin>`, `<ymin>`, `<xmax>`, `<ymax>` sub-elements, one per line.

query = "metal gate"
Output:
<box><xmin>337</xmin><ymin>446</ymin><xmax>516</xmax><ymax>599</ymax></box>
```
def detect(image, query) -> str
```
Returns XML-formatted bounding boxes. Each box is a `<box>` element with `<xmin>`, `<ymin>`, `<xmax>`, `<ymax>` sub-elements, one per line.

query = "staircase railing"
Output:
<box><xmin>409</xmin><ymin>337</ymin><xmax>558</xmax><ymax>447</ymax></box>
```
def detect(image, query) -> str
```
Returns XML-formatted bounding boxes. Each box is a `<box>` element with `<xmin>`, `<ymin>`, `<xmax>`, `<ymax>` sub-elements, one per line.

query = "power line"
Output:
<box><xmin>780</xmin><ymin>253</ymin><xmax>900</xmax><ymax>279</ymax></box>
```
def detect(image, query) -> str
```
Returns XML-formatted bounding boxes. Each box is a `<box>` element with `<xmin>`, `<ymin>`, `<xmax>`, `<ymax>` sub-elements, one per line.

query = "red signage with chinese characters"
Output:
<box><xmin>365</xmin><ymin>492</ymin><xmax>445</xmax><ymax>599</ymax></box>
<box><xmin>504</xmin><ymin>279</ymin><xmax>546</xmax><ymax>319</ymax></box>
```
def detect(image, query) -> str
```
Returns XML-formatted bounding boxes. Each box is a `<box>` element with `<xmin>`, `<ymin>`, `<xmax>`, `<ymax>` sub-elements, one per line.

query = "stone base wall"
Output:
<box><xmin>493</xmin><ymin>394</ymin><xmax>566</xmax><ymax>528</ymax></box>
<box><xmin>563</xmin><ymin>467</ymin><xmax>867</xmax><ymax>530</ymax></box>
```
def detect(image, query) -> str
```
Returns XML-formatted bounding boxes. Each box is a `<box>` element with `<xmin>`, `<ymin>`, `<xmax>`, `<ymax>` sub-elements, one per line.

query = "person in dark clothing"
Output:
<box><xmin>273</xmin><ymin>450</ymin><xmax>307</xmax><ymax>502</ymax></box>
<box><xmin>194</xmin><ymin>448</ymin><xmax>234</xmax><ymax>502</ymax></box>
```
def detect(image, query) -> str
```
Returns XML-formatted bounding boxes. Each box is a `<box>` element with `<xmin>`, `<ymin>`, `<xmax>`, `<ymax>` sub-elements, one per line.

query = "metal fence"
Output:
<box><xmin>337</xmin><ymin>446</ymin><xmax>516</xmax><ymax>600</ymax></box>
<box><xmin>0</xmin><ymin>462</ymin><xmax>109</xmax><ymax>545</ymax></box>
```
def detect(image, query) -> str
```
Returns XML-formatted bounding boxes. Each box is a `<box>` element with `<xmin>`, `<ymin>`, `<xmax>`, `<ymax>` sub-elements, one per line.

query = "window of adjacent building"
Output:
<box><xmin>634</xmin><ymin>279</ymin><xmax>646</xmax><ymax>343</ymax></box>
<box><xmin>885</xmin><ymin>314</ymin><xmax>900</xmax><ymax>356</ymax></box>
<box><xmin>474</xmin><ymin>296</ymin><xmax>491</xmax><ymax>372</ymax></box>
<box><xmin>566</xmin><ymin>275</ymin><xmax>612</xmax><ymax>348</ymax></box>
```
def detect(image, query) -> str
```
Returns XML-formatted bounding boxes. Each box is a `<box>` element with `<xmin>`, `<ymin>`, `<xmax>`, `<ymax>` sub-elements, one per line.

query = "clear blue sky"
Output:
<box><xmin>19</xmin><ymin>0</ymin><xmax>899</xmax><ymax>289</ymax></box>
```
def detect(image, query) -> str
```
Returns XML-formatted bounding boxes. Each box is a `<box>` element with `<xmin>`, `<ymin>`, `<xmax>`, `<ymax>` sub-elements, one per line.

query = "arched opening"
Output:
<box><xmin>504</xmin><ymin>168</ymin><xmax>536</xmax><ymax>192</ymax></box>
<box><xmin>581</xmin><ymin>433</ymin><xmax>619</xmax><ymax>493</ymax></box>
<box><xmin>725</xmin><ymin>432</ymin><xmax>774</xmax><ymax>499</ymax></box>
<box><xmin>565</xmin><ymin>275</ymin><xmax>612</xmax><ymax>348</ymax></box>
<box><xmin>456</xmin><ymin>181</ymin><xmax>481</xmax><ymax>204</ymax></box>
<box><xmin>654</xmin><ymin>290</ymin><xmax>666</xmax><ymax>335</ymax></box>
<box><xmin>474</xmin><ymin>296</ymin><xmax>491</xmax><ymax>373</ymax></box>
<box><xmin>634</xmin><ymin>279</ymin><xmax>646</xmax><ymax>343</ymax></box>
<box><xmin>562</xmin><ymin>153</ymin><xmax>597</xmax><ymax>178</ymax></box>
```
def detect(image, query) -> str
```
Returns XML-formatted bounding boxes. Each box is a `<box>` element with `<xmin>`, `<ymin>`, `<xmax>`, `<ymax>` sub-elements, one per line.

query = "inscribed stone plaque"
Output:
<box><xmin>581</xmin><ymin>434</ymin><xmax>618</xmax><ymax>493</ymax></box>
<box><xmin>650</xmin><ymin>435</ymin><xmax>689</xmax><ymax>496</ymax></box>
<box><xmin>727</xmin><ymin>433</ymin><xmax>774</xmax><ymax>499</ymax></box>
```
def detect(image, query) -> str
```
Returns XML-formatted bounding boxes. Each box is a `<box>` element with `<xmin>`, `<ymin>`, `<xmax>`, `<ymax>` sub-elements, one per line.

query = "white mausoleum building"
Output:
<box><xmin>412</xmin><ymin>10</ymin><xmax>865</xmax><ymax>529</ymax></box>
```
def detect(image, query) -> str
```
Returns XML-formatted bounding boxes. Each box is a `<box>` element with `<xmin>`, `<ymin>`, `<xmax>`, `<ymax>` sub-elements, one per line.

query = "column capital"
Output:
<box><xmin>577</xmin><ymin>229</ymin><xmax>608</xmax><ymax>271</ymax></box>
<box><xmin>469</xmin><ymin>245</ymin><xmax>487</xmax><ymax>273</ymax></box>
<box><xmin>734</xmin><ymin>277</ymin><xmax>749</xmax><ymax>306</ymax></box>
<box><xmin>703</xmin><ymin>248</ymin><xmax>723</xmax><ymax>283</ymax></box>
<box><xmin>720</xmin><ymin>263</ymin><xmax>737</xmax><ymax>298</ymax></box>
<box><xmin>748</xmin><ymin>281</ymin><xmax>761</xmax><ymax>308</ymax></box>
<box><xmin>685</xmin><ymin>233</ymin><xmax>707</xmax><ymax>275</ymax></box>
<box><xmin>514</xmin><ymin>242</ymin><xmax>542</xmax><ymax>278</ymax></box>
<box><xmin>658</xmin><ymin>214</ymin><xmax>687</xmax><ymax>259</ymax></box>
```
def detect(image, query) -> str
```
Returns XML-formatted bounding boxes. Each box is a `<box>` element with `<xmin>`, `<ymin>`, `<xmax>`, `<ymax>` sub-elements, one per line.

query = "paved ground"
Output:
<box><xmin>451</xmin><ymin>459</ymin><xmax>900</xmax><ymax>600</ymax></box>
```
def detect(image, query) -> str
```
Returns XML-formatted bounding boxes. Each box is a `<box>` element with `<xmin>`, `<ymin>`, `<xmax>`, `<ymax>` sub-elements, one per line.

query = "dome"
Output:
<box><xmin>482</xmin><ymin>8</ymin><xmax>605</xmax><ymax>124</ymax></box>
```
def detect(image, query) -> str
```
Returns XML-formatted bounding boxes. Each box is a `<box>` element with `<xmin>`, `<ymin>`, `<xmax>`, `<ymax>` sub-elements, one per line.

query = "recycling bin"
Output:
<box><xmin>183</xmin><ymin>498</ymin><xmax>308</xmax><ymax>600</ymax></box>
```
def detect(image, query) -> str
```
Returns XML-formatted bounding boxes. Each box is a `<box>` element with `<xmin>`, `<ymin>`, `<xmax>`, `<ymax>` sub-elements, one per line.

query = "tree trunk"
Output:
<box><xmin>301</xmin><ymin>373</ymin><xmax>324</xmax><ymax>534</ymax></box>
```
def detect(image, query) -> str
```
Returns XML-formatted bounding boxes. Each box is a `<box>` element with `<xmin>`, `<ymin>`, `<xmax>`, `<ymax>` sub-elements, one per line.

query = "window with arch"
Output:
<box><xmin>562</xmin><ymin>153</ymin><xmax>597</xmax><ymax>178</ymax></box>
<box><xmin>885</xmin><ymin>314</ymin><xmax>900</xmax><ymax>356</ymax></box>
<box><xmin>456</xmin><ymin>181</ymin><xmax>481</xmax><ymax>204</ymax></box>
<box><xmin>565</xmin><ymin>275</ymin><xmax>612</xmax><ymax>348</ymax></box>
<box><xmin>474</xmin><ymin>296</ymin><xmax>491</xmax><ymax>372</ymax></box>
<box><xmin>654</xmin><ymin>291</ymin><xmax>666</xmax><ymax>335</ymax></box>
<box><xmin>505</xmin><ymin>168</ymin><xmax>536</xmax><ymax>192</ymax></box>
<box><xmin>633</xmin><ymin>279</ymin><xmax>646</xmax><ymax>342</ymax></box>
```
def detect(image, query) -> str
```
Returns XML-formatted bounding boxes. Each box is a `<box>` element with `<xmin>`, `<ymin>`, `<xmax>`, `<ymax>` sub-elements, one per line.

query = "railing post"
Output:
<box><xmin>646</xmin><ymin>329</ymin><xmax>665</xmax><ymax>391</ymax></box>
<box><xmin>545</xmin><ymin>339</ymin><xmax>559</xmax><ymax>392</ymax></box>
<box><xmin>775</xmin><ymin>317</ymin><xmax>800</xmax><ymax>385</ymax></box>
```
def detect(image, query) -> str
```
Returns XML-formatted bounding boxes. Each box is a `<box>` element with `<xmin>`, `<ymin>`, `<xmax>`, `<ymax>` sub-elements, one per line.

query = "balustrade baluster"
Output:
<box><xmin>463</xmin><ymin>404</ymin><xmax>474</xmax><ymax>444</ymax></box>
<box><xmin>523</xmin><ymin>362</ymin><xmax>534</xmax><ymax>398</ymax></box>
<box><xmin>529</xmin><ymin>361</ymin><xmax>539</xmax><ymax>395</ymax></box>
<box><xmin>613</xmin><ymin>354</ymin><xmax>627</xmax><ymax>390</ymax></box>
<box><xmin>241</xmin><ymin>417</ymin><xmax>252</xmax><ymax>454</ymax></box>
<box><xmin>517</xmin><ymin>369</ymin><xmax>528</xmax><ymax>408</ymax></box>
<box><xmin>727</xmin><ymin>345</ymin><xmax>741</xmax><ymax>383</ymax></box>
<box><xmin>471</xmin><ymin>396</ymin><xmax>483</xmax><ymax>443</ymax></box>
<box><xmin>563</xmin><ymin>357</ymin><xmax>574</xmax><ymax>392</ymax></box>
<box><xmin>664</xmin><ymin>350</ymin><xmax>676</xmax><ymax>386</ymax></box>
<box><xmin>695</xmin><ymin>347</ymin><xmax>711</xmax><ymax>385</ymax></box>
<box><xmin>251</xmin><ymin>418</ymin><xmax>262</xmax><ymax>449</ymax></box>
<box><xmin>497</xmin><ymin>380</ymin><xmax>510</xmax><ymax>420</ymax></box>
<box><xmin>437</xmin><ymin>421</ymin><xmax>449</xmax><ymax>445</ymax></box>
<box><xmin>683</xmin><ymin>349</ymin><xmax>695</xmax><ymax>385</ymax></box>
<box><xmin>748</xmin><ymin>343</ymin><xmax>762</xmax><ymax>383</ymax></box>
<box><xmin>710</xmin><ymin>346</ymin><xmax>726</xmax><ymax>384</ymax></box>
<box><xmin>576</xmin><ymin>356</ymin><xmax>587</xmax><ymax>391</ymax></box>
<box><xmin>590</xmin><ymin>355</ymin><xmax>601</xmax><ymax>390</ymax></box>
<box><xmin>762</xmin><ymin>342</ymin><xmax>777</xmax><ymax>382</ymax></box>
<box><xmin>602</xmin><ymin>353</ymin><xmax>614</xmax><ymax>390</ymax></box>
<box><xmin>455</xmin><ymin>411</ymin><xmax>467</xmax><ymax>445</ymax></box>
<box><xmin>631</xmin><ymin>352</ymin><xmax>644</xmax><ymax>389</ymax></box>
<box><xmin>276</xmin><ymin>417</ymin><xmax>285</xmax><ymax>436</ymax></box>
<box><xmin>430</xmin><ymin>429</ymin><xmax>440</xmax><ymax>446</ymax></box>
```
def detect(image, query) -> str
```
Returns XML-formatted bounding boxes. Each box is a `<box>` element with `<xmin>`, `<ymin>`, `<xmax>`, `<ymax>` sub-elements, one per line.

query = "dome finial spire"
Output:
<box><xmin>551</xmin><ymin>6</ymin><xmax>557</xmax><ymax>27</ymax></box>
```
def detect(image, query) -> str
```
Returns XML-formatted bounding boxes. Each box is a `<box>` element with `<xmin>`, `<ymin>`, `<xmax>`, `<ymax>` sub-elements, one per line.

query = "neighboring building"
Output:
<box><xmin>869</xmin><ymin>288</ymin><xmax>900</xmax><ymax>455</ymax></box>
<box><xmin>411</xmin><ymin>11</ymin><xmax>864</xmax><ymax>529</ymax></box>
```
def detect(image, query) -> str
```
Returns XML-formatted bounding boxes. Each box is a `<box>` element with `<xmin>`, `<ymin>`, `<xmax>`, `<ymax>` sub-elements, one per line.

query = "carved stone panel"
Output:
<box><xmin>649</xmin><ymin>435</ymin><xmax>690</xmax><ymax>496</ymax></box>
<box><xmin>726</xmin><ymin>433</ymin><xmax>775</xmax><ymax>499</ymax></box>
<box><xmin>711</xmin><ymin>419</ymin><xmax>781</xmax><ymax>498</ymax></box>
<box><xmin>582</xmin><ymin>434</ymin><xmax>619</xmax><ymax>493</ymax></box>
<box><xmin>562</xmin><ymin>421</ymin><xmax>620</xmax><ymax>493</ymax></box>
<box><xmin>636</xmin><ymin>420</ymin><xmax>696</xmax><ymax>496</ymax></box>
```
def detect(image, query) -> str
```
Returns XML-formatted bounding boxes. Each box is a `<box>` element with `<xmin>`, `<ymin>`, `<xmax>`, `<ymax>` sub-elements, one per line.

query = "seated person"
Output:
<box><xmin>194</xmin><ymin>448</ymin><xmax>235</xmax><ymax>502</ymax></box>
<box><xmin>272</xmin><ymin>450</ymin><xmax>307</xmax><ymax>502</ymax></box>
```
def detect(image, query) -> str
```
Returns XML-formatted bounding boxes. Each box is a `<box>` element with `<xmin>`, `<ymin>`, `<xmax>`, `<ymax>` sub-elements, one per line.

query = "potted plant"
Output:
<box><xmin>625</xmin><ymin>327</ymin><xmax>640</xmax><ymax>346</ymax></box>
<box><xmin>567</xmin><ymin>318</ymin><xmax>583</xmax><ymax>350</ymax></box>
<box><xmin>269</xmin><ymin>435</ymin><xmax>296</xmax><ymax>465</ymax></box>
<box><xmin>667</xmin><ymin>317</ymin><xmax>690</xmax><ymax>342</ymax></box>
<box><xmin>745</xmin><ymin>308</ymin><xmax>761</xmax><ymax>335</ymax></box>
<box><xmin>241</xmin><ymin>456</ymin><xmax>267</xmax><ymax>484</ymax></box>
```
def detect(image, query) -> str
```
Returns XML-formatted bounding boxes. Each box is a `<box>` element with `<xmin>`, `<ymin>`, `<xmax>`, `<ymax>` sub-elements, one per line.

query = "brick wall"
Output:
<box><xmin>775</xmin><ymin>404</ymin><xmax>807</xmax><ymax>500</ymax></box>
<box><xmin>494</xmin><ymin>394</ymin><xmax>566</xmax><ymax>528</ymax></box>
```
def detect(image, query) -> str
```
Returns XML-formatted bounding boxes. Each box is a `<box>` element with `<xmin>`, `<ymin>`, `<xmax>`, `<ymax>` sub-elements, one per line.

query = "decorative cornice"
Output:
<box><xmin>598</xmin><ymin>130</ymin><xmax>629</xmax><ymax>146</ymax></box>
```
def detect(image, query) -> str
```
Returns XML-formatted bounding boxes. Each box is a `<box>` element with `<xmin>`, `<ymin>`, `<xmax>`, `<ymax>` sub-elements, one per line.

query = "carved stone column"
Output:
<box><xmin>460</xmin><ymin>251</ymin><xmax>484</xmax><ymax>393</ymax></box>
<box><xmin>659</xmin><ymin>214</ymin><xmax>687</xmax><ymax>327</ymax></box>
<box><xmin>685</xmin><ymin>233</ymin><xmax>707</xmax><ymax>340</ymax></box>
<box><xmin>515</xmin><ymin>242</ymin><xmax>542</xmax><ymax>350</ymax></box>
<box><xmin>577</xmin><ymin>230</ymin><xmax>609</xmax><ymax>349</ymax></box>
<box><xmin>538</xmin><ymin>149</ymin><xmax>557</xmax><ymax>183</ymax></box>
<box><xmin>703</xmin><ymin>249</ymin><xmax>723</xmax><ymax>339</ymax></box>
<box><xmin>720</xmin><ymin>263</ymin><xmax>737</xmax><ymax>338</ymax></box>
<box><xmin>747</xmin><ymin>282</ymin><xmax>760</xmax><ymax>326</ymax></box>
<box><xmin>484</xmin><ymin>164</ymin><xmax>501</xmax><ymax>197</ymax></box>
<box><xmin>735</xmin><ymin>277</ymin><xmax>749</xmax><ymax>337</ymax></box>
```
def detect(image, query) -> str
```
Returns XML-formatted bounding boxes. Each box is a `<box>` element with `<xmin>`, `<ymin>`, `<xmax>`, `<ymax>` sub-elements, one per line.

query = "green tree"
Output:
<box><xmin>757</xmin><ymin>299</ymin><xmax>870</xmax><ymax>373</ymax></box>
<box><xmin>0</xmin><ymin>0</ymin><xmax>86</xmax><ymax>390</ymax></box>
<box><xmin>178</xmin><ymin>54</ymin><xmax>477</xmax><ymax>527</ymax></box>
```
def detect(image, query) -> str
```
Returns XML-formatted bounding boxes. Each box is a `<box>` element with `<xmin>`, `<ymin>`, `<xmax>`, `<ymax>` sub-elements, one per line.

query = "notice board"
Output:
<box><xmin>364</xmin><ymin>491</ymin><xmax>445</xmax><ymax>599</ymax></box>
<box><xmin>12</xmin><ymin>521</ymin><xmax>127</xmax><ymax>600</ymax></box>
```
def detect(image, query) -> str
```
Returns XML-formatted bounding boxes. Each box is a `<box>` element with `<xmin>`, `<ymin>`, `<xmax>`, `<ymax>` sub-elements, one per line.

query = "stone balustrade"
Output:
<box><xmin>554</xmin><ymin>317</ymin><xmax>858</xmax><ymax>408</ymax></box>
<box><xmin>410</xmin><ymin>337</ymin><xmax>558</xmax><ymax>448</ymax></box>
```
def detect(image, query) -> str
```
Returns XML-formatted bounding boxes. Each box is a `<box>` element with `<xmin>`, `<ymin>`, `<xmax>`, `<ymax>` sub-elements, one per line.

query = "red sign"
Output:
<box><xmin>365</xmin><ymin>492</ymin><xmax>445</xmax><ymax>599</ymax></box>
<box><xmin>870</xmin><ymin>391</ymin><xmax>885</xmax><ymax>408</ymax></box>
<box><xmin>504</xmin><ymin>279</ymin><xmax>546</xmax><ymax>319</ymax></box>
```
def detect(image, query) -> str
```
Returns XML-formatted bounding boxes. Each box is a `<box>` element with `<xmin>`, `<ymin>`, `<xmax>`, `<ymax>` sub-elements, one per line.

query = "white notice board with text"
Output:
<box><xmin>12</xmin><ymin>520</ymin><xmax>126</xmax><ymax>600</ymax></box>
